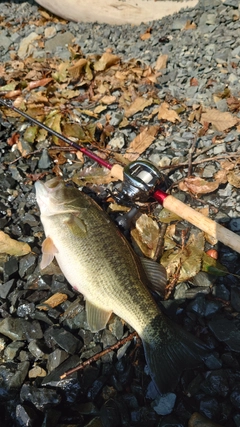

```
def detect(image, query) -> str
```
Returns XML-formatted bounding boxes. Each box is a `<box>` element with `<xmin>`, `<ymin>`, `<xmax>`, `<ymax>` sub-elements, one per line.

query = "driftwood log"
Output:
<box><xmin>34</xmin><ymin>0</ymin><xmax>198</xmax><ymax>25</ymax></box>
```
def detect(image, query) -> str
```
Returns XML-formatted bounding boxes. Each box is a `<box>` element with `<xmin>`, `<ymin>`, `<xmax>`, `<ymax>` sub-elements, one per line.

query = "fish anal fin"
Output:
<box><xmin>86</xmin><ymin>300</ymin><xmax>112</xmax><ymax>333</ymax></box>
<box><xmin>140</xmin><ymin>257</ymin><xmax>167</xmax><ymax>296</ymax></box>
<box><xmin>40</xmin><ymin>236</ymin><xmax>58</xmax><ymax>270</ymax></box>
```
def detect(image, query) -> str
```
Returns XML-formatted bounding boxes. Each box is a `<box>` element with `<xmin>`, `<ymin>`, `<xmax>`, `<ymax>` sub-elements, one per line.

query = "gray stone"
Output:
<box><xmin>47</xmin><ymin>348</ymin><xmax>69</xmax><ymax>372</ymax></box>
<box><xmin>208</xmin><ymin>318</ymin><xmax>240</xmax><ymax>352</ymax></box>
<box><xmin>0</xmin><ymin>361</ymin><xmax>30</xmax><ymax>398</ymax></box>
<box><xmin>229</xmin><ymin>217</ymin><xmax>240</xmax><ymax>231</ymax></box>
<box><xmin>15</xmin><ymin>404</ymin><xmax>38</xmax><ymax>427</ymax></box>
<box><xmin>20</xmin><ymin>384</ymin><xmax>62</xmax><ymax>411</ymax></box>
<box><xmin>47</xmin><ymin>327</ymin><xmax>82</xmax><ymax>355</ymax></box>
<box><xmin>110</xmin><ymin>112</ymin><xmax>124</xmax><ymax>126</ymax></box>
<box><xmin>202</xmin><ymin>164</ymin><xmax>217</xmax><ymax>178</ymax></box>
<box><xmin>223</xmin><ymin>0</ymin><xmax>239</xmax><ymax>7</ymax></box>
<box><xmin>4</xmin><ymin>341</ymin><xmax>24</xmax><ymax>360</ymax></box>
<box><xmin>152</xmin><ymin>393</ymin><xmax>176</xmax><ymax>415</ymax></box>
<box><xmin>45</xmin><ymin>31</ymin><xmax>74</xmax><ymax>52</ymax></box>
<box><xmin>38</xmin><ymin>148</ymin><xmax>52</xmax><ymax>169</ymax></box>
<box><xmin>0</xmin><ymin>30</ymin><xmax>12</xmax><ymax>52</ymax></box>
<box><xmin>0</xmin><ymin>279</ymin><xmax>15</xmax><ymax>299</ymax></box>
<box><xmin>28</xmin><ymin>340</ymin><xmax>46</xmax><ymax>359</ymax></box>
<box><xmin>108</xmin><ymin>132</ymin><xmax>125</xmax><ymax>150</ymax></box>
<box><xmin>171</xmin><ymin>18</ymin><xmax>187</xmax><ymax>30</ymax></box>
<box><xmin>213</xmin><ymin>143</ymin><xmax>226</xmax><ymax>155</ymax></box>
<box><xmin>19</xmin><ymin>253</ymin><xmax>37</xmax><ymax>278</ymax></box>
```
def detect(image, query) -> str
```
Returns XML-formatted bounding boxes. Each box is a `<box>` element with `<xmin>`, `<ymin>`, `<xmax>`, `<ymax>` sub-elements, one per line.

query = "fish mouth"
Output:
<box><xmin>35</xmin><ymin>177</ymin><xmax>61</xmax><ymax>197</ymax></box>
<box><xmin>44</xmin><ymin>177</ymin><xmax>62</xmax><ymax>190</ymax></box>
<box><xmin>35</xmin><ymin>178</ymin><xmax>62</xmax><ymax>213</ymax></box>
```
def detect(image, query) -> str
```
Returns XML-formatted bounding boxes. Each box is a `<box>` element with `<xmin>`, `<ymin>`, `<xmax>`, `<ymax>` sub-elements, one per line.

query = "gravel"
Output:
<box><xmin>0</xmin><ymin>0</ymin><xmax>240</xmax><ymax>426</ymax></box>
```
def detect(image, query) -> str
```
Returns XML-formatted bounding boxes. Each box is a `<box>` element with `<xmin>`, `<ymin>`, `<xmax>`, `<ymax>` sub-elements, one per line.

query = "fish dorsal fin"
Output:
<box><xmin>40</xmin><ymin>236</ymin><xmax>58</xmax><ymax>270</ymax></box>
<box><xmin>64</xmin><ymin>214</ymin><xmax>87</xmax><ymax>237</ymax></box>
<box><xmin>85</xmin><ymin>300</ymin><xmax>112</xmax><ymax>333</ymax></box>
<box><xmin>140</xmin><ymin>257</ymin><xmax>167</xmax><ymax>296</ymax></box>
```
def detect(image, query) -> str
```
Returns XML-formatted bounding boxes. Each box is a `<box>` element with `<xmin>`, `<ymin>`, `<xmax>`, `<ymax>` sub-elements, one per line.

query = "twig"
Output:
<box><xmin>164</xmin><ymin>262</ymin><xmax>181</xmax><ymax>300</ymax></box>
<box><xmin>187</xmin><ymin>136</ymin><xmax>198</xmax><ymax>177</ymax></box>
<box><xmin>60</xmin><ymin>331</ymin><xmax>138</xmax><ymax>379</ymax></box>
<box><xmin>153</xmin><ymin>222</ymin><xmax>168</xmax><ymax>261</ymax></box>
<box><xmin>5</xmin><ymin>149</ymin><xmax>43</xmax><ymax>165</ymax></box>
<box><xmin>159</xmin><ymin>152</ymin><xmax>240</xmax><ymax>172</ymax></box>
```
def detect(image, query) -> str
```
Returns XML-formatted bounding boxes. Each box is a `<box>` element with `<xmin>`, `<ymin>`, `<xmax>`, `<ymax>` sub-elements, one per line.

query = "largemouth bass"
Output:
<box><xmin>35</xmin><ymin>177</ymin><xmax>206</xmax><ymax>393</ymax></box>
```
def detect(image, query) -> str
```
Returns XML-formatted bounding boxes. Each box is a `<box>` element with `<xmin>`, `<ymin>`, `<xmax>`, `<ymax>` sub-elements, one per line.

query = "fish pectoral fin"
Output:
<box><xmin>40</xmin><ymin>236</ymin><xmax>58</xmax><ymax>270</ymax></box>
<box><xmin>64</xmin><ymin>214</ymin><xmax>87</xmax><ymax>237</ymax></box>
<box><xmin>140</xmin><ymin>257</ymin><xmax>167</xmax><ymax>296</ymax></box>
<box><xmin>86</xmin><ymin>300</ymin><xmax>112</xmax><ymax>333</ymax></box>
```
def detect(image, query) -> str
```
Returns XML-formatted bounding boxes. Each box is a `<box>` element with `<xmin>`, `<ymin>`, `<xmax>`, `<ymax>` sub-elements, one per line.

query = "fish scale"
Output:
<box><xmin>35</xmin><ymin>177</ymin><xmax>208</xmax><ymax>393</ymax></box>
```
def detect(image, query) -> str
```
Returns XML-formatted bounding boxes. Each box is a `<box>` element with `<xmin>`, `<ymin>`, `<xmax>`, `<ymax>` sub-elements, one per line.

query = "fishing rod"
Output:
<box><xmin>1</xmin><ymin>97</ymin><xmax>240</xmax><ymax>254</ymax></box>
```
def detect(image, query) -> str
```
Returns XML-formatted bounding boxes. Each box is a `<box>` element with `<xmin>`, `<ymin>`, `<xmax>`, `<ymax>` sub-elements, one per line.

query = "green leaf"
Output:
<box><xmin>202</xmin><ymin>252</ymin><xmax>229</xmax><ymax>276</ymax></box>
<box><xmin>161</xmin><ymin>231</ymin><xmax>205</xmax><ymax>282</ymax></box>
<box><xmin>44</xmin><ymin>112</ymin><xmax>62</xmax><ymax>145</ymax></box>
<box><xmin>62</xmin><ymin>123</ymin><xmax>86</xmax><ymax>140</ymax></box>
<box><xmin>158</xmin><ymin>208</ymin><xmax>182</xmax><ymax>223</ymax></box>
<box><xmin>24</xmin><ymin>125</ymin><xmax>38</xmax><ymax>143</ymax></box>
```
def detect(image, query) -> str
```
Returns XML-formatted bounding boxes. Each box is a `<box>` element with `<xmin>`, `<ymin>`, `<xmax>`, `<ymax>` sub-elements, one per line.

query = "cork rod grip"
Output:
<box><xmin>163</xmin><ymin>194</ymin><xmax>240</xmax><ymax>254</ymax></box>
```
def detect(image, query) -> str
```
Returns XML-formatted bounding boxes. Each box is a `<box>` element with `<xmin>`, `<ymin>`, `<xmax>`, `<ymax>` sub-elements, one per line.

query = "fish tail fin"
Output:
<box><xmin>142</xmin><ymin>315</ymin><xmax>208</xmax><ymax>394</ymax></box>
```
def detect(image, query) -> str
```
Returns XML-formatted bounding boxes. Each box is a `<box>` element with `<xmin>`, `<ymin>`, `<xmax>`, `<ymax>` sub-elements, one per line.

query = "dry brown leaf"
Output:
<box><xmin>227</xmin><ymin>96</ymin><xmax>240</xmax><ymax>112</ymax></box>
<box><xmin>68</xmin><ymin>58</ymin><xmax>88</xmax><ymax>79</ymax></box>
<box><xmin>101</xmin><ymin>95</ymin><xmax>117</xmax><ymax>105</ymax></box>
<box><xmin>155</xmin><ymin>54</ymin><xmax>168</xmax><ymax>70</ymax></box>
<box><xmin>158</xmin><ymin>102</ymin><xmax>181</xmax><ymax>123</ymax></box>
<box><xmin>27</xmin><ymin>78</ymin><xmax>53</xmax><ymax>90</ymax></box>
<box><xmin>4</xmin><ymin>89</ymin><xmax>22</xmax><ymax>99</ymax></box>
<box><xmin>220</xmin><ymin>160</ymin><xmax>235</xmax><ymax>171</ymax></box>
<box><xmin>124</xmin><ymin>125</ymin><xmax>158</xmax><ymax>161</ymax></box>
<box><xmin>7</xmin><ymin>132</ymin><xmax>20</xmax><ymax>147</ymax></box>
<box><xmin>178</xmin><ymin>176</ymin><xmax>221</xmax><ymax>195</ymax></box>
<box><xmin>94</xmin><ymin>105</ymin><xmax>107</xmax><ymax>114</ymax></box>
<box><xmin>140</xmin><ymin>33</ymin><xmax>151</xmax><ymax>41</ymax></box>
<box><xmin>131</xmin><ymin>214</ymin><xmax>159</xmax><ymax>258</ymax></box>
<box><xmin>94</xmin><ymin>52</ymin><xmax>120</xmax><ymax>71</ymax></box>
<box><xmin>227</xmin><ymin>170</ymin><xmax>240</xmax><ymax>188</ymax></box>
<box><xmin>0</xmin><ymin>231</ymin><xmax>31</xmax><ymax>256</ymax></box>
<box><xmin>214</xmin><ymin>169</ymin><xmax>228</xmax><ymax>184</ymax></box>
<box><xmin>27</xmin><ymin>92</ymin><xmax>49</xmax><ymax>104</ymax></box>
<box><xmin>183</xmin><ymin>20</ymin><xmax>197</xmax><ymax>30</ymax></box>
<box><xmin>52</xmin><ymin>61</ymin><xmax>70</xmax><ymax>83</ymax></box>
<box><xmin>37</xmin><ymin>292</ymin><xmax>68</xmax><ymax>310</ymax></box>
<box><xmin>125</xmin><ymin>97</ymin><xmax>154</xmax><ymax>118</ymax></box>
<box><xmin>158</xmin><ymin>208</ymin><xmax>182</xmax><ymax>223</ymax></box>
<box><xmin>45</xmin><ymin>112</ymin><xmax>62</xmax><ymax>145</ymax></box>
<box><xmin>140</xmin><ymin>27</ymin><xmax>152</xmax><ymax>41</ymax></box>
<box><xmin>190</xmin><ymin>77</ymin><xmax>198</xmax><ymax>86</ymax></box>
<box><xmin>200</xmin><ymin>108</ymin><xmax>238</xmax><ymax>132</ymax></box>
<box><xmin>115</xmin><ymin>70</ymin><xmax>128</xmax><ymax>80</ymax></box>
<box><xmin>72</xmin><ymin>167</ymin><xmax>119</xmax><ymax>186</ymax></box>
<box><xmin>161</xmin><ymin>232</ymin><xmax>204</xmax><ymax>283</ymax></box>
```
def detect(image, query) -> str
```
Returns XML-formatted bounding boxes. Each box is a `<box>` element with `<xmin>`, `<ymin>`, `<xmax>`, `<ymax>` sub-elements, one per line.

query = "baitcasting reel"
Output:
<box><xmin>113</xmin><ymin>160</ymin><xmax>169</xmax><ymax>230</ymax></box>
<box><xmin>115</xmin><ymin>160</ymin><xmax>168</xmax><ymax>204</ymax></box>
